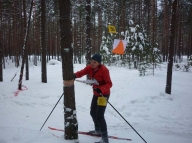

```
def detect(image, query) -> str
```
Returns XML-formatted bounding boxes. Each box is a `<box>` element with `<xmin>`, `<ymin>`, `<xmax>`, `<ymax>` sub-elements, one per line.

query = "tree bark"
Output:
<box><xmin>85</xmin><ymin>0</ymin><xmax>91</xmax><ymax>65</ymax></box>
<box><xmin>59</xmin><ymin>0</ymin><xmax>78</xmax><ymax>140</ymax></box>
<box><xmin>162</xmin><ymin>0</ymin><xmax>168</xmax><ymax>62</ymax></box>
<box><xmin>0</xmin><ymin>0</ymin><xmax>3</xmax><ymax>81</ymax></box>
<box><xmin>41</xmin><ymin>0</ymin><xmax>47</xmax><ymax>83</ymax></box>
<box><xmin>85</xmin><ymin>0</ymin><xmax>91</xmax><ymax>80</ymax></box>
<box><xmin>150</xmin><ymin>0</ymin><xmax>155</xmax><ymax>45</ymax></box>
<box><xmin>165</xmin><ymin>0</ymin><xmax>177</xmax><ymax>94</ymax></box>
<box><xmin>23</xmin><ymin>0</ymin><xmax>29</xmax><ymax>80</ymax></box>
<box><xmin>18</xmin><ymin>0</ymin><xmax>33</xmax><ymax>90</ymax></box>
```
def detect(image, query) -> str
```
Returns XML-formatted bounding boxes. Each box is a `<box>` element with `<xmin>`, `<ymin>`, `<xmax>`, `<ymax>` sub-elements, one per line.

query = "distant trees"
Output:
<box><xmin>100</xmin><ymin>19</ymin><xmax>161</xmax><ymax>71</ymax></box>
<box><xmin>1</xmin><ymin>0</ymin><xmax>191</xmax><ymax>68</ymax></box>
<box><xmin>0</xmin><ymin>0</ymin><xmax>191</xmax><ymax>88</ymax></box>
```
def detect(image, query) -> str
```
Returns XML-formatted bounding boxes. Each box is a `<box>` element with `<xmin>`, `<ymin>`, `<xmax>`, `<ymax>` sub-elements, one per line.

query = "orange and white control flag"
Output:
<box><xmin>112</xmin><ymin>39</ymin><xmax>127</xmax><ymax>54</ymax></box>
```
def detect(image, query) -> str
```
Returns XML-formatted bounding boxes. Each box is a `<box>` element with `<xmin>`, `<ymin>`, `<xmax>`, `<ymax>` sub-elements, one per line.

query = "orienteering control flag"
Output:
<box><xmin>112</xmin><ymin>39</ymin><xmax>127</xmax><ymax>54</ymax></box>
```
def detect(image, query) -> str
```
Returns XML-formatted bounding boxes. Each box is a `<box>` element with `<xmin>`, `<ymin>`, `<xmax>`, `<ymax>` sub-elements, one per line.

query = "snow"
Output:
<box><xmin>0</xmin><ymin>58</ymin><xmax>192</xmax><ymax>143</ymax></box>
<box><xmin>130</xmin><ymin>27</ymin><xmax>135</xmax><ymax>33</ymax></box>
<box><xmin>139</xmin><ymin>44</ymin><xmax>143</xmax><ymax>50</ymax></box>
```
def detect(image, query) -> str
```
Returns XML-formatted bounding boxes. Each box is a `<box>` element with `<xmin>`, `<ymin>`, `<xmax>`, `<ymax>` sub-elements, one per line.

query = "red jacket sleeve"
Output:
<box><xmin>74</xmin><ymin>66</ymin><xmax>90</xmax><ymax>78</ymax></box>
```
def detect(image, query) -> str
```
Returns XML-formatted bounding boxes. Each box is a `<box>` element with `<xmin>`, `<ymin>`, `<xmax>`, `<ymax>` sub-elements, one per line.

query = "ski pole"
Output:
<box><xmin>40</xmin><ymin>93</ymin><xmax>64</xmax><ymax>131</ymax></box>
<box><xmin>100</xmin><ymin>93</ymin><xmax>147</xmax><ymax>143</ymax></box>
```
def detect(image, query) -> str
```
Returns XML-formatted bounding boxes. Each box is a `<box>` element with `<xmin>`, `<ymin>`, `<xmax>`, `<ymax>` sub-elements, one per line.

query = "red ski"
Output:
<box><xmin>48</xmin><ymin>126</ymin><xmax>132</xmax><ymax>141</ymax></box>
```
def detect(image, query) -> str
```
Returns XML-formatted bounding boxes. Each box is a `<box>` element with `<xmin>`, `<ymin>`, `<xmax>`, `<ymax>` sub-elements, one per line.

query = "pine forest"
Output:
<box><xmin>0</xmin><ymin>0</ymin><xmax>192</xmax><ymax>82</ymax></box>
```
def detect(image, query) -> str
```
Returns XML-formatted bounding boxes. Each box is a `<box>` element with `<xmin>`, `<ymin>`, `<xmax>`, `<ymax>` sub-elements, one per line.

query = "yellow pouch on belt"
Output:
<box><xmin>97</xmin><ymin>97</ymin><xmax>107</xmax><ymax>106</ymax></box>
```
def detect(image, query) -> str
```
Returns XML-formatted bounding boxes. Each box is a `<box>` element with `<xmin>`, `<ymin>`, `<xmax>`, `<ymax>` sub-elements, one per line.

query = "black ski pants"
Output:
<box><xmin>90</xmin><ymin>95</ymin><xmax>109</xmax><ymax>132</ymax></box>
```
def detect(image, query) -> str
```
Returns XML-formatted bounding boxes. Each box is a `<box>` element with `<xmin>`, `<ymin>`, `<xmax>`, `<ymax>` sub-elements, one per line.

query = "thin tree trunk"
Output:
<box><xmin>85</xmin><ymin>0</ymin><xmax>91</xmax><ymax>79</ymax></box>
<box><xmin>18</xmin><ymin>0</ymin><xmax>33</xmax><ymax>90</ymax></box>
<box><xmin>165</xmin><ymin>0</ymin><xmax>177</xmax><ymax>94</ymax></box>
<box><xmin>150</xmin><ymin>0</ymin><xmax>155</xmax><ymax>44</ymax></box>
<box><xmin>23</xmin><ymin>0</ymin><xmax>29</xmax><ymax>80</ymax></box>
<box><xmin>120</xmin><ymin>0</ymin><xmax>125</xmax><ymax>39</ymax></box>
<box><xmin>98</xmin><ymin>10</ymin><xmax>102</xmax><ymax>52</ymax></box>
<box><xmin>73</xmin><ymin>19</ymin><xmax>77</xmax><ymax>63</ymax></box>
<box><xmin>190</xmin><ymin>29</ymin><xmax>192</xmax><ymax>56</ymax></box>
<box><xmin>57</xmin><ymin>20</ymin><xmax>60</xmax><ymax>61</ymax></box>
<box><xmin>41</xmin><ymin>0</ymin><xmax>47</xmax><ymax>83</ymax></box>
<box><xmin>0</xmin><ymin>0</ymin><xmax>3</xmax><ymax>81</ymax></box>
<box><xmin>162</xmin><ymin>0</ymin><xmax>168</xmax><ymax>62</ymax></box>
<box><xmin>177</xmin><ymin>6</ymin><xmax>182</xmax><ymax>63</ymax></box>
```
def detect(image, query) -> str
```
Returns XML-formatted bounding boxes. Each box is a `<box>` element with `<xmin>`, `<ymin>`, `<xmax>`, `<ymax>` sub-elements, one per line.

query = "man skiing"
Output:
<box><xmin>74</xmin><ymin>54</ymin><xmax>112</xmax><ymax>143</ymax></box>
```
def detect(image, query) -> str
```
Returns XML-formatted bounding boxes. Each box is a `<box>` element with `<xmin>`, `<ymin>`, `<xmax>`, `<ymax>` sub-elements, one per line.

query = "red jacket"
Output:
<box><xmin>75</xmin><ymin>64</ymin><xmax>112</xmax><ymax>96</ymax></box>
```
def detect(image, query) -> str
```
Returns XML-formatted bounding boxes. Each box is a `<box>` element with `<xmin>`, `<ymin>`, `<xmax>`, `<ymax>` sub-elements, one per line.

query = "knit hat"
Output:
<box><xmin>91</xmin><ymin>54</ymin><xmax>102</xmax><ymax>63</ymax></box>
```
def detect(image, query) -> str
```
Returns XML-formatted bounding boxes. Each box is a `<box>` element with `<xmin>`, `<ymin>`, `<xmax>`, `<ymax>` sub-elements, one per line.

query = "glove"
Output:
<box><xmin>94</xmin><ymin>88</ymin><xmax>102</xmax><ymax>94</ymax></box>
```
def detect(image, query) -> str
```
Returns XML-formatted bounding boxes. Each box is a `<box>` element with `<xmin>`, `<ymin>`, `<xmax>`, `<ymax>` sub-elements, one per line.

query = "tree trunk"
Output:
<box><xmin>41</xmin><ymin>0</ymin><xmax>47</xmax><ymax>83</ymax></box>
<box><xmin>57</xmin><ymin>20</ymin><xmax>60</xmax><ymax>61</ymax></box>
<box><xmin>177</xmin><ymin>4</ymin><xmax>182</xmax><ymax>63</ymax></box>
<box><xmin>23</xmin><ymin>0</ymin><xmax>29</xmax><ymax>80</ymax></box>
<box><xmin>73</xmin><ymin>19</ymin><xmax>77</xmax><ymax>63</ymax></box>
<box><xmin>190</xmin><ymin>29</ymin><xmax>192</xmax><ymax>56</ymax></box>
<box><xmin>165</xmin><ymin>0</ymin><xmax>177</xmax><ymax>94</ymax></box>
<box><xmin>120</xmin><ymin>0</ymin><xmax>125</xmax><ymax>39</ymax></box>
<box><xmin>85</xmin><ymin>0</ymin><xmax>91</xmax><ymax>80</ymax></box>
<box><xmin>162</xmin><ymin>0</ymin><xmax>168</xmax><ymax>62</ymax></box>
<box><xmin>150</xmin><ymin>0</ymin><xmax>155</xmax><ymax>45</ymax></box>
<box><xmin>0</xmin><ymin>0</ymin><xmax>3</xmax><ymax>81</ymax></box>
<box><xmin>98</xmin><ymin>9</ymin><xmax>102</xmax><ymax>52</ymax></box>
<box><xmin>59</xmin><ymin>0</ymin><xmax>78</xmax><ymax>140</ymax></box>
<box><xmin>18</xmin><ymin>0</ymin><xmax>33</xmax><ymax>90</ymax></box>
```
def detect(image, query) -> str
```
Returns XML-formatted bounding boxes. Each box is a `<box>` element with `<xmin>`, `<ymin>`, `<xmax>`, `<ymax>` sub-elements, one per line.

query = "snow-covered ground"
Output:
<box><xmin>0</xmin><ymin>58</ymin><xmax>192</xmax><ymax>143</ymax></box>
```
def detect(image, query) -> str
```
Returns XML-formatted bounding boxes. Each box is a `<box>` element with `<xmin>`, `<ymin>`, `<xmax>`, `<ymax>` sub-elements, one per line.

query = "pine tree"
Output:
<box><xmin>0</xmin><ymin>0</ymin><xmax>2</xmax><ymax>81</ymax></box>
<box><xmin>165</xmin><ymin>0</ymin><xmax>177</xmax><ymax>94</ymax></box>
<box><xmin>41</xmin><ymin>0</ymin><xmax>47</xmax><ymax>83</ymax></box>
<box><xmin>100</xmin><ymin>33</ymin><xmax>114</xmax><ymax>65</ymax></box>
<box><xmin>59</xmin><ymin>0</ymin><xmax>78</xmax><ymax>140</ymax></box>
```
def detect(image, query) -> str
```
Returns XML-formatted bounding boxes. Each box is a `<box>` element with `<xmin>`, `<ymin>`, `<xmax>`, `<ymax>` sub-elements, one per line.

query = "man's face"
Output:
<box><xmin>90</xmin><ymin>59</ymin><xmax>100</xmax><ymax>68</ymax></box>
